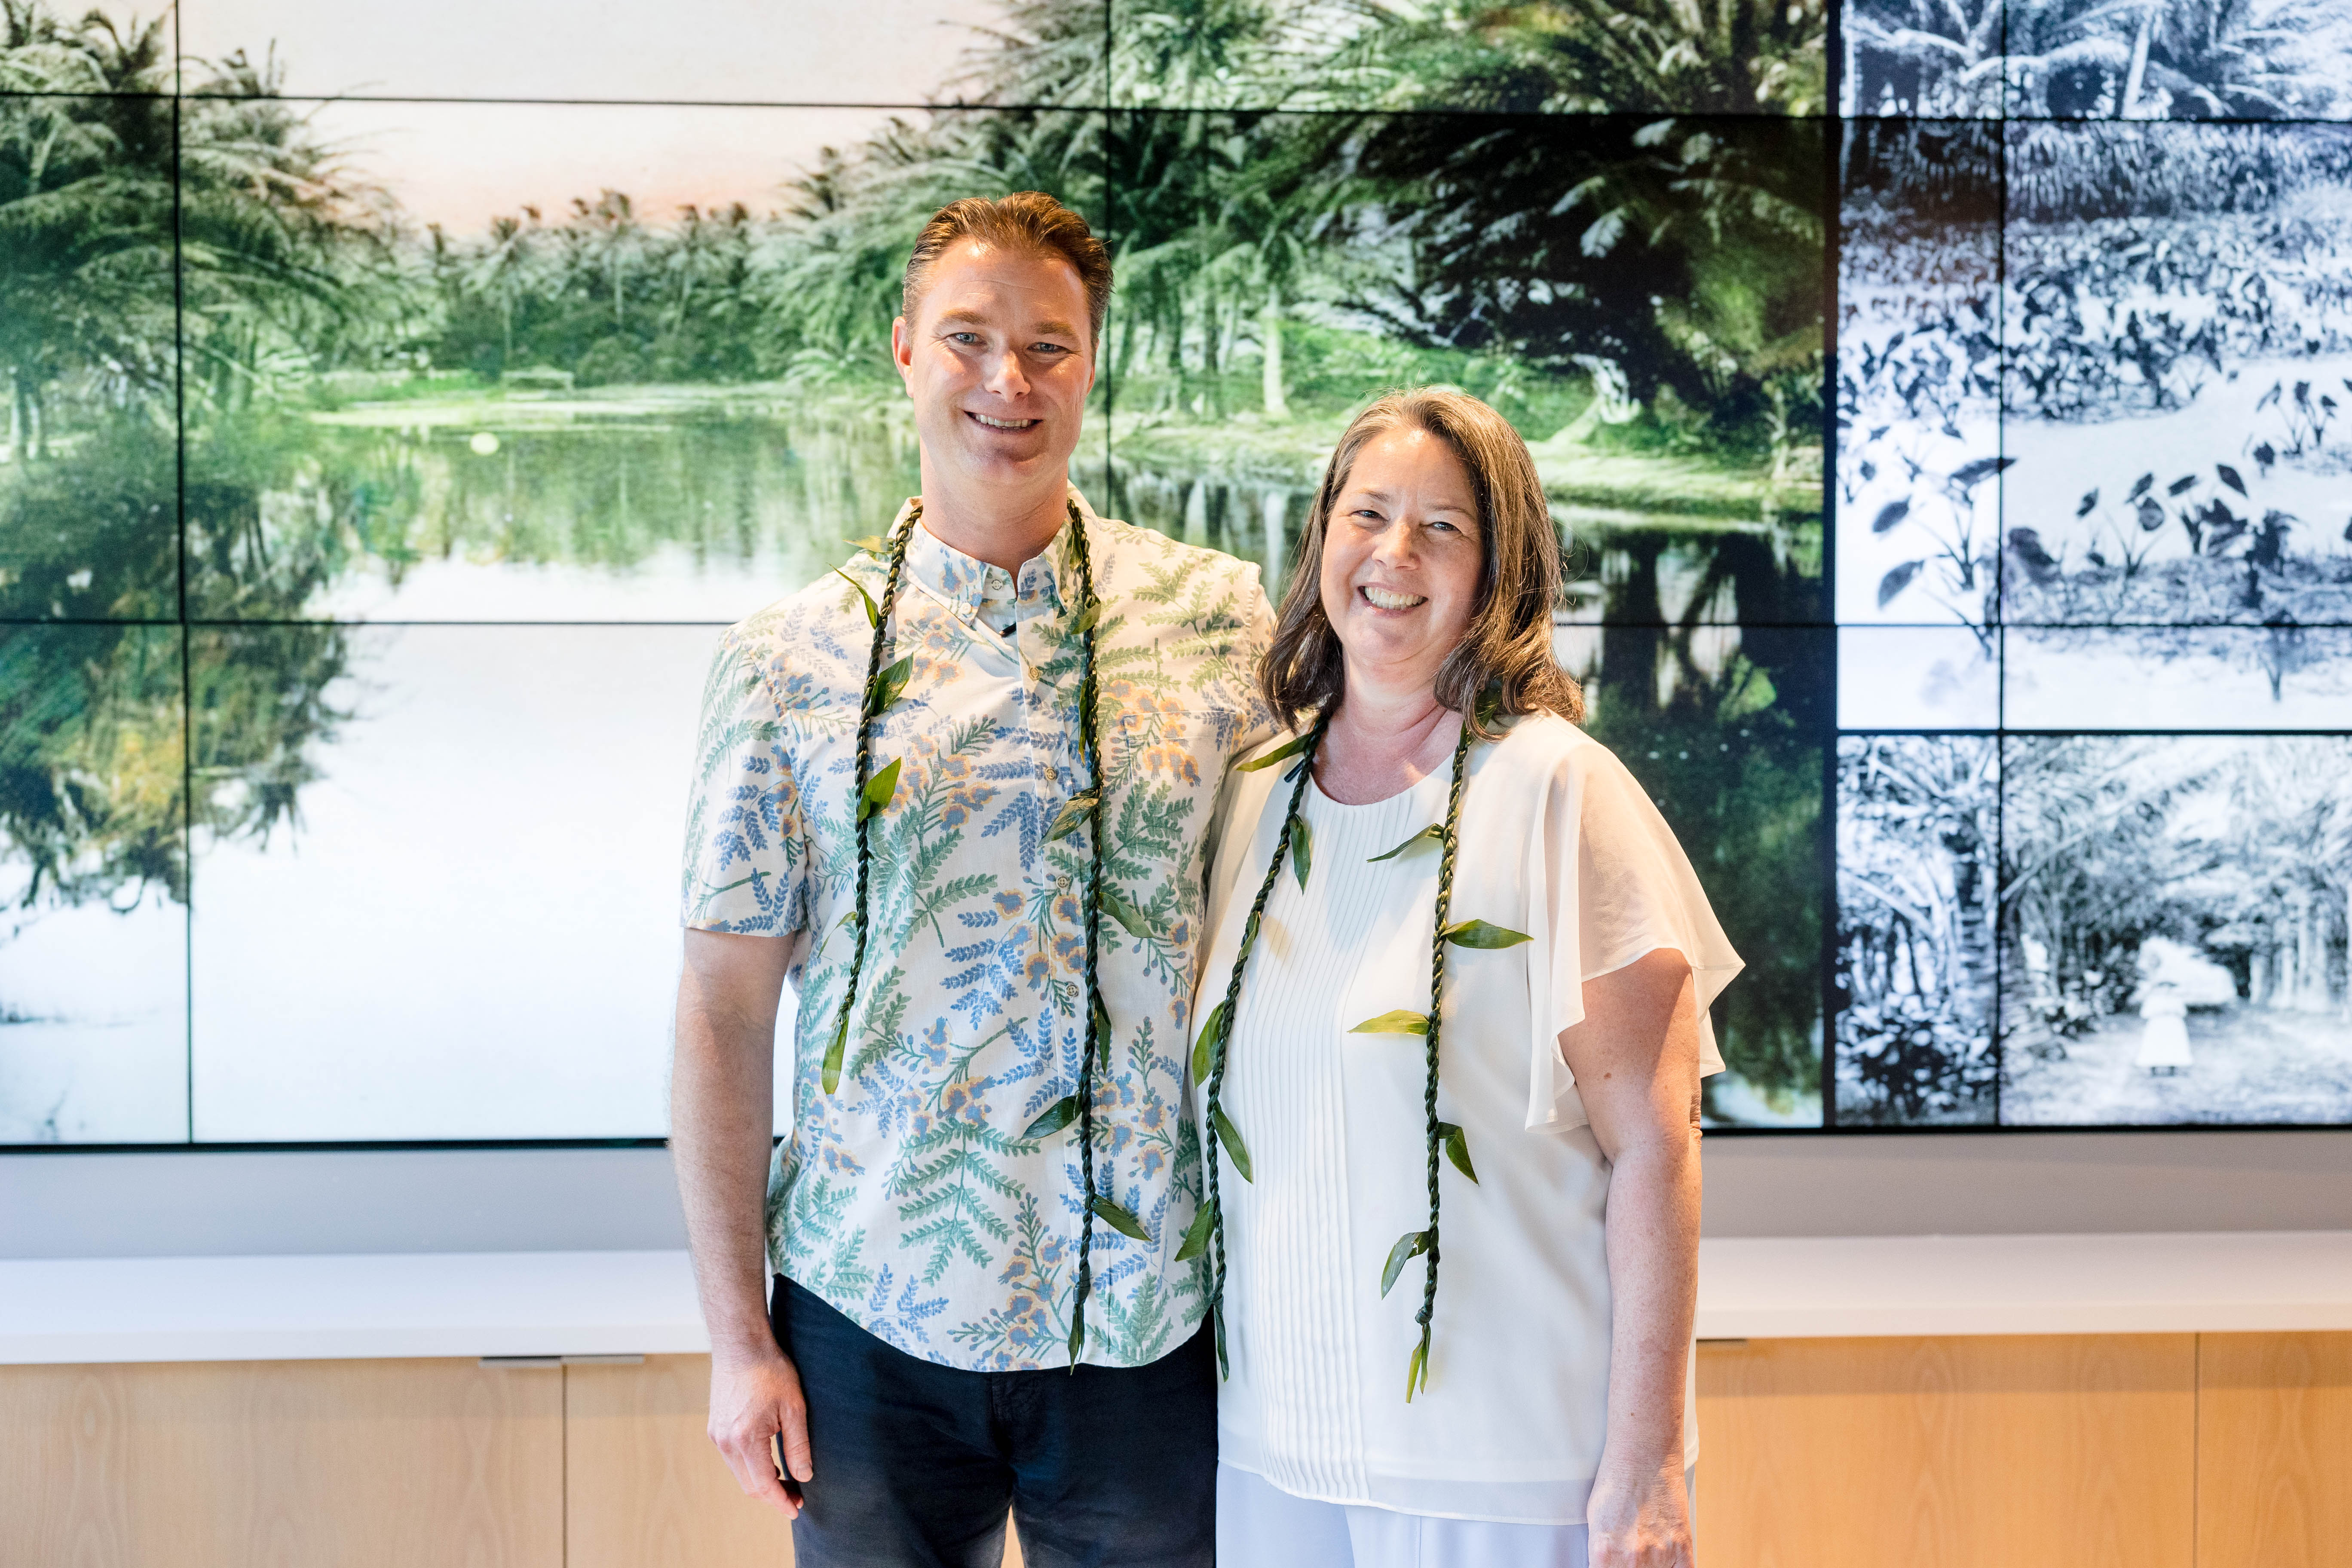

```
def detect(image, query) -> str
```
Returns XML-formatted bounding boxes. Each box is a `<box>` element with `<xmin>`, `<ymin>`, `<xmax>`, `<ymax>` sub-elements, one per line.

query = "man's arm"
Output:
<box><xmin>672</xmin><ymin>926</ymin><xmax>810</xmax><ymax>1516</ymax></box>
<box><xmin>1561</xmin><ymin>947</ymin><xmax>1705</xmax><ymax>1568</ymax></box>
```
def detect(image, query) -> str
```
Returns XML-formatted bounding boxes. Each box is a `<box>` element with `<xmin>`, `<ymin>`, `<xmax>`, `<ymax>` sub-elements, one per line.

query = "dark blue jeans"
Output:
<box><xmin>769</xmin><ymin>1275</ymin><xmax>1217</xmax><ymax>1568</ymax></box>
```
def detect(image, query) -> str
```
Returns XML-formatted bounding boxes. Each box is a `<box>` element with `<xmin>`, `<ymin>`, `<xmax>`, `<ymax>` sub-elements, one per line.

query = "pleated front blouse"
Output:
<box><xmin>1192</xmin><ymin>714</ymin><xmax>1743</xmax><ymax>1525</ymax></box>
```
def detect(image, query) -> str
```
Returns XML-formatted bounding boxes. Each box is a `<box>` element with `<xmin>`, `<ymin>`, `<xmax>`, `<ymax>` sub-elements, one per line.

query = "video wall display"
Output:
<box><xmin>1</xmin><ymin>0</ymin><xmax>2344</xmax><ymax>1142</ymax></box>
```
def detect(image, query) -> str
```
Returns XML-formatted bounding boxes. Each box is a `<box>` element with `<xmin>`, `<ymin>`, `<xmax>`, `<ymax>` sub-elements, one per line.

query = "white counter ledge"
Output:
<box><xmin>3</xmin><ymin>1232</ymin><xmax>2348</xmax><ymax>1365</ymax></box>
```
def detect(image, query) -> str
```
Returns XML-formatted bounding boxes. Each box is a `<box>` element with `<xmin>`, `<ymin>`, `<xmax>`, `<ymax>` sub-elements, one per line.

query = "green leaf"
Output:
<box><xmin>833</xmin><ymin>567</ymin><xmax>879</xmax><ymax>627</ymax></box>
<box><xmin>1290</xmin><ymin>816</ymin><xmax>1313</xmax><ymax>892</ymax></box>
<box><xmin>1090</xmin><ymin>1196</ymin><xmax>1152</xmax><ymax>1243</ymax></box>
<box><xmin>1350</xmin><ymin>1009</ymin><xmax>1430</xmax><ymax>1036</ymax></box>
<box><xmin>1368</xmin><ymin>824</ymin><xmax>1443</xmax><ymax>863</ymax></box>
<box><xmin>1091</xmin><ymin>992</ymin><xmax>1112</xmax><ymax>1049</ymax></box>
<box><xmin>856</xmin><ymin>757</ymin><xmax>901</xmax><ymax>823</ymax></box>
<box><xmin>1438</xmin><ymin>1121</ymin><xmax>1479</xmax><ymax>1185</ymax></box>
<box><xmin>1071</xmin><ymin>597</ymin><xmax>1102</xmax><ymax>634</ymax></box>
<box><xmin>848</xmin><ymin>535</ymin><xmax>889</xmax><ymax>555</ymax></box>
<box><xmin>1045</xmin><ymin>790</ymin><xmax>1098</xmax><ymax>842</ymax></box>
<box><xmin>1068</xmin><ymin>1312</ymin><xmax>1086</xmax><ymax>1366</ymax></box>
<box><xmin>1406</xmin><ymin>1335</ymin><xmax>1429</xmax><ymax>1403</ymax></box>
<box><xmin>1190</xmin><ymin>1000</ymin><xmax>1227</xmax><ymax>1084</ymax></box>
<box><xmin>1380</xmin><ymin>1229</ymin><xmax>1431</xmax><ymax>1297</ymax></box>
<box><xmin>1173</xmin><ymin>1201</ymin><xmax>1215</xmax><ymax>1263</ymax></box>
<box><xmin>821</xmin><ymin>1005</ymin><xmax>850</xmax><ymax>1095</ymax></box>
<box><xmin>863</xmin><ymin>654</ymin><xmax>913</xmax><ymax>719</ymax></box>
<box><xmin>1212</xmin><ymin>1105</ymin><xmax>1253</xmax><ymax>1182</ymax></box>
<box><xmin>1023</xmin><ymin>1095</ymin><xmax>1078</xmax><ymax>1141</ymax></box>
<box><xmin>1102</xmin><ymin>884</ymin><xmax>1156</xmax><ymax>940</ymax></box>
<box><xmin>1213</xmin><ymin>1300</ymin><xmax>1229</xmax><ymax>1380</ymax></box>
<box><xmin>1441</xmin><ymin>919</ymin><xmax>1532</xmax><ymax>950</ymax></box>
<box><xmin>1236</xmin><ymin>735</ymin><xmax>1305</xmax><ymax>772</ymax></box>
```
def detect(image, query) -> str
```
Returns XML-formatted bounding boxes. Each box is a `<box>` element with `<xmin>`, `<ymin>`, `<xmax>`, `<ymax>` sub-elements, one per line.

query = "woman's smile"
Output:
<box><xmin>1359</xmin><ymin>583</ymin><xmax>1427</xmax><ymax>612</ymax></box>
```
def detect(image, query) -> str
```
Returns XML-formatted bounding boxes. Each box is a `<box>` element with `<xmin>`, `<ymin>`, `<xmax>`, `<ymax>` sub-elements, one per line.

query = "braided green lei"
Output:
<box><xmin>1182</xmin><ymin>694</ymin><xmax>1527</xmax><ymax>1401</ymax></box>
<box><xmin>828</xmin><ymin>497</ymin><xmax>1136</xmax><ymax>1366</ymax></box>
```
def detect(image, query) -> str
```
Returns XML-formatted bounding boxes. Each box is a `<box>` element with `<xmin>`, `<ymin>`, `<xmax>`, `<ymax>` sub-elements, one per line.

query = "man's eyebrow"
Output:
<box><xmin>934</xmin><ymin>306</ymin><xmax>1082</xmax><ymax>338</ymax></box>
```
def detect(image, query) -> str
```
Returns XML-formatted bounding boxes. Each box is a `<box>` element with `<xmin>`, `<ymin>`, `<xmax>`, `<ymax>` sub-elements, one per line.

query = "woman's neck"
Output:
<box><xmin>1315</xmin><ymin>677</ymin><xmax>1461</xmax><ymax>807</ymax></box>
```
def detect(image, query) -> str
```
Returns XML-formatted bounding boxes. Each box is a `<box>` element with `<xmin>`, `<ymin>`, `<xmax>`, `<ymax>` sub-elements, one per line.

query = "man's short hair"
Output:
<box><xmin>901</xmin><ymin>192</ymin><xmax>1112</xmax><ymax>351</ymax></box>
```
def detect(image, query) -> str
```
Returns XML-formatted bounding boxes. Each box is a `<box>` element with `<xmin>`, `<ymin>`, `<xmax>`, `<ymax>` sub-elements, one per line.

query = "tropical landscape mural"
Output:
<box><xmin>2</xmin><ymin>0</ymin><xmax>2344</xmax><ymax>1140</ymax></box>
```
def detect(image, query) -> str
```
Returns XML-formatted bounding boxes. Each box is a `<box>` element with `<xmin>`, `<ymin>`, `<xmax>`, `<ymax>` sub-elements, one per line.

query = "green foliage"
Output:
<box><xmin>1588</xmin><ymin>627</ymin><xmax>1826</xmax><ymax>1105</ymax></box>
<box><xmin>1350</xmin><ymin>1008</ymin><xmax>1431</xmax><ymax>1035</ymax></box>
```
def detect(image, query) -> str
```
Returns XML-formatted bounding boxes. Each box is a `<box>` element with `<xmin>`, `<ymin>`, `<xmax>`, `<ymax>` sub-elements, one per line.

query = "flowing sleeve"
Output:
<box><xmin>1519</xmin><ymin>739</ymin><xmax>1744</xmax><ymax>1130</ymax></box>
<box><xmin>679</xmin><ymin>631</ymin><xmax>811</xmax><ymax>938</ymax></box>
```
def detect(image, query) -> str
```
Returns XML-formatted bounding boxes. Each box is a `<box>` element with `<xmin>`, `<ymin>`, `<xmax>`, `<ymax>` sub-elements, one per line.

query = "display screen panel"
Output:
<box><xmin>4</xmin><ymin>0</ymin><xmax>2347</xmax><ymax>1142</ymax></box>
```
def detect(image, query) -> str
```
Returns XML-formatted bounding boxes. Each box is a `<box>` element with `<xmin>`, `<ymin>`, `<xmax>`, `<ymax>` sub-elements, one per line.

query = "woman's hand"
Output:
<box><xmin>1587</xmin><ymin>1460</ymin><xmax>1695</xmax><ymax>1567</ymax></box>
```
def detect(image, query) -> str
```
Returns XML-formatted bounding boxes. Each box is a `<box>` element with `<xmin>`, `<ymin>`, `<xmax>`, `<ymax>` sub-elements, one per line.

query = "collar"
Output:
<box><xmin>890</xmin><ymin>486</ymin><xmax>1098</xmax><ymax>628</ymax></box>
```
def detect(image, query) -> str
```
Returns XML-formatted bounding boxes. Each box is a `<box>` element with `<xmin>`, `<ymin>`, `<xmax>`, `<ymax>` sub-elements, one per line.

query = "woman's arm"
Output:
<box><xmin>1561</xmin><ymin>946</ymin><xmax>1705</xmax><ymax>1568</ymax></box>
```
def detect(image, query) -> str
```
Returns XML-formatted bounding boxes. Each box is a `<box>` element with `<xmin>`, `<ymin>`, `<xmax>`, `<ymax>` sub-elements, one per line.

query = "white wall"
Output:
<box><xmin>4</xmin><ymin>1130</ymin><xmax>2347</xmax><ymax>1258</ymax></box>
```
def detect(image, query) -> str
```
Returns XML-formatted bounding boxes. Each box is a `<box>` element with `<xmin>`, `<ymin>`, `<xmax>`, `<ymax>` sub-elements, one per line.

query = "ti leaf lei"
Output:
<box><xmin>828</xmin><ymin>497</ymin><xmax>1131</xmax><ymax>1367</ymax></box>
<box><xmin>1189</xmin><ymin>693</ymin><xmax>1529</xmax><ymax>1402</ymax></box>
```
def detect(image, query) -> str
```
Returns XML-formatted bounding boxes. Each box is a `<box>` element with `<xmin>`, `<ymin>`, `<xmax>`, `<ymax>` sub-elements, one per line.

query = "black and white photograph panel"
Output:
<box><xmin>1837</xmin><ymin>119</ymin><xmax>2002</xmax><ymax>630</ymax></box>
<box><xmin>178</xmin><ymin>0</ymin><xmax>1044</xmax><ymax>107</ymax></box>
<box><xmin>174</xmin><ymin>96</ymin><xmax>1107</xmax><ymax>625</ymax></box>
<box><xmin>1841</xmin><ymin>0</ymin><xmax>2003</xmax><ymax>116</ymax></box>
<box><xmin>1999</xmin><ymin>734</ymin><xmax>2352</xmax><ymax>1127</ymax></box>
<box><xmin>1110</xmin><ymin>0</ymin><xmax>1827</xmax><ymax>114</ymax></box>
<box><xmin>2000</xmin><ymin>122</ymin><xmax>2352</xmax><ymax>631</ymax></box>
<box><xmin>187</xmin><ymin>624</ymin><xmax>722</xmax><ymax>1142</ymax></box>
<box><xmin>1843</xmin><ymin>0</ymin><xmax>2352</xmax><ymax>119</ymax></box>
<box><xmin>1999</xmin><ymin>0</ymin><xmax>2352</xmax><ymax>119</ymax></box>
<box><xmin>2004</xmin><ymin>625</ymin><xmax>2352</xmax><ymax>729</ymax></box>
<box><xmin>0</xmin><ymin>625</ymin><xmax>189</xmax><ymax>1146</ymax></box>
<box><xmin>1838</xmin><ymin>624</ymin><xmax>1998</xmax><ymax>729</ymax></box>
<box><xmin>1833</xmin><ymin>733</ymin><xmax>1999</xmax><ymax>1127</ymax></box>
<box><xmin>1</xmin><ymin>86</ymin><xmax>181</xmax><ymax>624</ymax></box>
<box><xmin>1107</xmin><ymin>110</ymin><xmax>1826</xmax><ymax>614</ymax></box>
<box><xmin>1559</xmin><ymin>624</ymin><xmax>1831</xmax><ymax>1128</ymax></box>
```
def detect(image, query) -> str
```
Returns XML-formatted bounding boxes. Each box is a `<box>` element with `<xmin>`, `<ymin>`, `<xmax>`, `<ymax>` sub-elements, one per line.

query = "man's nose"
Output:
<box><xmin>981</xmin><ymin>346</ymin><xmax>1031</xmax><ymax>398</ymax></box>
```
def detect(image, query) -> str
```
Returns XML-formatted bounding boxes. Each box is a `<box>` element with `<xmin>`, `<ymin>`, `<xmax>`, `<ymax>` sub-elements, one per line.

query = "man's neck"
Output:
<box><xmin>915</xmin><ymin>458</ymin><xmax>1072</xmax><ymax>572</ymax></box>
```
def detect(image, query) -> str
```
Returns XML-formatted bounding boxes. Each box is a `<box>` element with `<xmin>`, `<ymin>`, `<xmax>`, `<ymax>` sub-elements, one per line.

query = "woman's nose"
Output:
<box><xmin>1369</xmin><ymin>518</ymin><xmax>1415</xmax><ymax>565</ymax></box>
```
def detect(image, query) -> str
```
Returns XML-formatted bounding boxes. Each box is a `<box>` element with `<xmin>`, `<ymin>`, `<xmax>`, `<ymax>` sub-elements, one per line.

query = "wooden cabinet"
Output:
<box><xmin>0</xmin><ymin>1358</ymin><xmax>563</xmax><ymax>1568</ymax></box>
<box><xmin>2196</xmin><ymin>1332</ymin><xmax>2352</xmax><ymax>1568</ymax></box>
<box><xmin>564</xmin><ymin>1354</ymin><xmax>789</xmax><ymax>1568</ymax></box>
<box><xmin>4</xmin><ymin>1335</ymin><xmax>2343</xmax><ymax>1567</ymax></box>
<box><xmin>1695</xmin><ymin>1335</ymin><xmax>2197</xmax><ymax>1568</ymax></box>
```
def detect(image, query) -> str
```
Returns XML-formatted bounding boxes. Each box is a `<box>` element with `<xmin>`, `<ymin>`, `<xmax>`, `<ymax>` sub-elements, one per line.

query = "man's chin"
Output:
<box><xmin>946</xmin><ymin>439</ymin><xmax>1077</xmax><ymax>487</ymax></box>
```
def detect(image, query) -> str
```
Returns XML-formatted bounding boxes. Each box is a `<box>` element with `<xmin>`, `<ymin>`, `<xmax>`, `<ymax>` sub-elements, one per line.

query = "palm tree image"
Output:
<box><xmin>1834</xmin><ymin>735</ymin><xmax>2000</xmax><ymax>1125</ymax></box>
<box><xmin>9</xmin><ymin>0</ymin><xmax>2348</xmax><ymax>1143</ymax></box>
<box><xmin>1998</xmin><ymin>735</ymin><xmax>2352</xmax><ymax>1125</ymax></box>
<box><xmin>1842</xmin><ymin>0</ymin><xmax>2352</xmax><ymax>117</ymax></box>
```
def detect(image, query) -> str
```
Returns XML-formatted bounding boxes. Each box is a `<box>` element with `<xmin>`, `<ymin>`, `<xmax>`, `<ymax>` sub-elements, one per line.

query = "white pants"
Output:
<box><xmin>1215</xmin><ymin>1463</ymin><xmax>1697</xmax><ymax>1568</ymax></box>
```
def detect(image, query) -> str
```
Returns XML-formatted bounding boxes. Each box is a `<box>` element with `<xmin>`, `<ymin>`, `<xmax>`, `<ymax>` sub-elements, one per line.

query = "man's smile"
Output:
<box><xmin>966</xmin><ymin>410</ymin><xmax>1041</xmax><ymax>430</ymax></box>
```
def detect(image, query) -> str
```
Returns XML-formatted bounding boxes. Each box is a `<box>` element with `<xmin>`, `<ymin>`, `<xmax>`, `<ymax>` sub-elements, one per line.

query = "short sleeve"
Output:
<box><xmin>679</xmin><ymin>633</ymin><xmax>809</xmax><ymax>937</ymax></box>
<box><xmin>1522</xmin><ymin>742</ymin><xmax>1744</xmax><ymax>1129</ymax></box>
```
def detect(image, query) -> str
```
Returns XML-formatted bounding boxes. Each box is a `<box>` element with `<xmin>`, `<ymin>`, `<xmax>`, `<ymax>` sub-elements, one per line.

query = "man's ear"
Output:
<box><xmin>890</xmin><ymin>315</ymin><xmax>914</xmax><ymax>385</ymax></box>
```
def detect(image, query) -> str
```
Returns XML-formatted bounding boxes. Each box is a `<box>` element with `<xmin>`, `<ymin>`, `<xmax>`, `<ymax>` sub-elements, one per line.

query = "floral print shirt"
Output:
<box><xmin>682</xmin><ymin>488</ymin><xmax>1276</xmax><ymax>1370</ymax></box>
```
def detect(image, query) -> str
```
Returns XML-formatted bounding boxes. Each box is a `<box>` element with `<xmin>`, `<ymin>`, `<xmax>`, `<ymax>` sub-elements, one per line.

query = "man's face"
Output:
<box><xmin>892</xmin><ymin>239</ymin><xmax>1095</xmax><ymax>496</ymax></box>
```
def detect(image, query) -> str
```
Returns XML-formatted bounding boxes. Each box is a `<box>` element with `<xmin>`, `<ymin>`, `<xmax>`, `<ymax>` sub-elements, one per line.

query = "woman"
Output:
<box><xmin>1190</xmin><ymin>386</ymin><xmax>1741</xmax><ymax>1568</ymax></box>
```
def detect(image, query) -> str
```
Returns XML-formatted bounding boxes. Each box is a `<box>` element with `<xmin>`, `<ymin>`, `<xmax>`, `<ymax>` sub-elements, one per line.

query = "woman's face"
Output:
<box><xmin>1317</xmin><ymin>425</ymin><xmax>1485</xmax><ymax>698</ymax></box>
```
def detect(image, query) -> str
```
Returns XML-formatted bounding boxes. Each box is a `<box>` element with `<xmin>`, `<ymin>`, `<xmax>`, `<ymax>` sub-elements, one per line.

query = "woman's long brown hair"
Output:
<box><xmin>1260</xmin><ymin>385</ymin><xmax>1583</xmax><ymax>736</ymax></box>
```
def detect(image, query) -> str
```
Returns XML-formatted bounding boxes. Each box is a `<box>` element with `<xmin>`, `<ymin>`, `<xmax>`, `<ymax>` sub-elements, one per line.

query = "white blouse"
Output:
<box><xmin>1192</xmin><ymin>714</ymin><xmax>1742</xmax><ymax>1525</ymax></box>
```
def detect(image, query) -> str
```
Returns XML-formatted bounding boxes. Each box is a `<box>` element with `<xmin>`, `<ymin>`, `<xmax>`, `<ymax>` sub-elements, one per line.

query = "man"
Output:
<box><xmin>671</xmin><ymin>191</ymin><xmax>1273</xmax><ymax>1567</ymax></box>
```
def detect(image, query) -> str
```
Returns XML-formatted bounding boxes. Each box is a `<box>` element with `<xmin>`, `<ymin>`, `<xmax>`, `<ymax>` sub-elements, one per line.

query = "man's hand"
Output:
<box><xmin>1587</xmin><ymin>1460</ymin><xmax>1695</xmax><ymax>1568</ymax></box>
<box><xmin>707</xmin><ymin>1343</ymin><xmax>815</xmax><ymax>1517</ymax></box>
